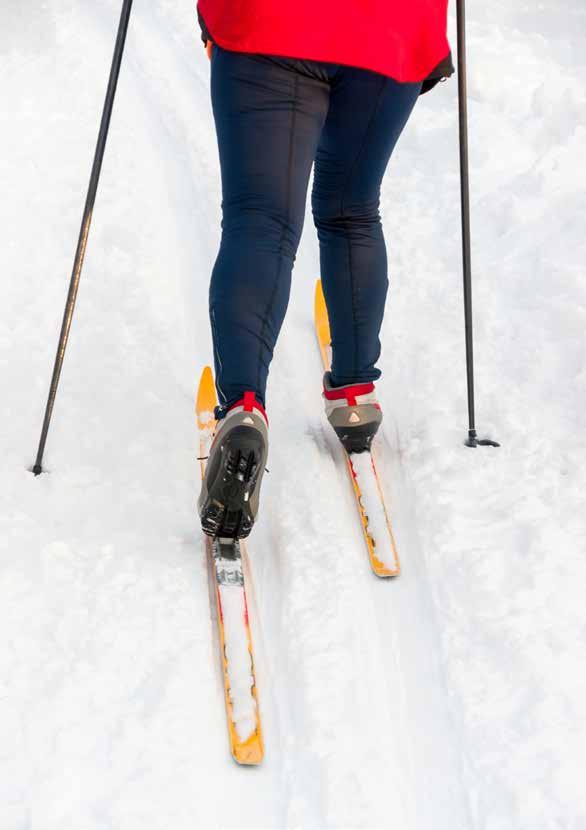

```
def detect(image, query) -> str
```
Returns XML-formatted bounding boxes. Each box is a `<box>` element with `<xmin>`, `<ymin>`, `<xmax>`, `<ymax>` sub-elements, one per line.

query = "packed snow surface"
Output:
<box><xmin>2</xmin><ymin>1</ymin><xmax>586</xmax><ymax>828</ymax></box>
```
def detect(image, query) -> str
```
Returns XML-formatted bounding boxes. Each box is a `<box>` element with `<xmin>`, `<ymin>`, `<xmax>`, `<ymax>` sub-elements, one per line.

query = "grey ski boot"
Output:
<box><xmin>198</xmin><ymin>392</ymin><xmax>269</xmax><ymax>539</ymax></box>
<box><xmin>322</xmin><ymin>372</ymin><xmax>382</xmax><ymax>454</ymax></box>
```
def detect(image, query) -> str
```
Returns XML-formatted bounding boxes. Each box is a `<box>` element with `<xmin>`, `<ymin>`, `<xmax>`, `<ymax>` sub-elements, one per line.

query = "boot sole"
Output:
<box><xmin>200</xmin><ymin>432</ymin><xmax>264</xmax><ymax>539</ymax></box>
<box><xmin>333</xmin><ymin>421</ymin><xmax>380</xmax><ymax>454</ymax></box>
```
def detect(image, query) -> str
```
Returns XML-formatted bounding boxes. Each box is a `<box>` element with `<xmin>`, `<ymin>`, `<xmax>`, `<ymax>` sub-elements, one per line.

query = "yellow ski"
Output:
<box><xmin>314</xmin><ymin>281</ymin><xmax>400</xmax><ymax>578</ymax></box>
<box><xmin>196</xmin><ymin>366</ymin><xmax>264</xmax><ymax>765</ymax></box>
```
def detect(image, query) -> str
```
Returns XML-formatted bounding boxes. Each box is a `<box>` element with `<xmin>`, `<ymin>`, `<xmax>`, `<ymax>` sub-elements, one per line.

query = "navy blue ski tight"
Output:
<box><xmin>209</xmin><ymin>46</ymin><xmax>421</xmax><ymax>409</ymax></box>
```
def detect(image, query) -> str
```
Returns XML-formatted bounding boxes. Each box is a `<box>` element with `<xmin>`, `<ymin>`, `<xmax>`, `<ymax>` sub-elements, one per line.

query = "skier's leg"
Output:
<box><xmin>210</xmin><ymin>47</ymin><xmax>329</xmax><ymax>410</ymax></box>
<box><xmin>311</xmin><ymin>69</ymin><xmax>421</xmax><ymax>387</ymax></box>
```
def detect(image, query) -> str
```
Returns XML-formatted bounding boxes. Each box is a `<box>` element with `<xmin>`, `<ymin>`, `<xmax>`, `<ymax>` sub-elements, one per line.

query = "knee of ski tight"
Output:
<box><xmin>311</xmin><ymin>197</ymin><xmax>382</xmax><ymax>236</ymax></box>
<box><xmin>221</xmin><ymin>204</ymin><xmax>303</xmax><ymax>259</ymax></box>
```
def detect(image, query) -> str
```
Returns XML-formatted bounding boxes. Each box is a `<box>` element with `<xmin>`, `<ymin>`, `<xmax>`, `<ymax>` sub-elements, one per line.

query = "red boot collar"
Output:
<box><xmin>228</xmin><ymin>392</ymin><xmax>269</xmax><ymax>426</ymax></box>
<box><xmin>323</xmin><ymin>381</ymin><xmax>375</xmax><ymax>407</ymax></box>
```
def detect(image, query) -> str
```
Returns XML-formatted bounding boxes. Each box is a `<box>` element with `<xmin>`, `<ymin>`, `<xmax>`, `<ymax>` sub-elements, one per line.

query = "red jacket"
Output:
<box><xmin>197</xmin><ymin>0</ymin><xmax>452</xmax><ymax>85</ymax></box>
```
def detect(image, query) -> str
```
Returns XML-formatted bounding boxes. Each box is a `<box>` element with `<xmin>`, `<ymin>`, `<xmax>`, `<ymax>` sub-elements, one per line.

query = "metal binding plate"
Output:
<box><xmin>212</xmin><ymin>538</ymin><xmax>245</xmax><ymax>587</ymax></box>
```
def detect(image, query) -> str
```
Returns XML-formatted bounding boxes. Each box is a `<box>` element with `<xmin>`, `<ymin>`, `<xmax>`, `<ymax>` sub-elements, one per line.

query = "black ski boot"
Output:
<box><xmin>198</xmin><ymin>392</ymin><xmax>269</xmax><ymax>539</ymax></box>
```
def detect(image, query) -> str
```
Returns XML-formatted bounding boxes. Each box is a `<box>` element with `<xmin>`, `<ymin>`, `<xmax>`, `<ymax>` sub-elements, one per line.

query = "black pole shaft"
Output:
<box><xmin>32</xmin><ymin>0</ymin><xmax>134</xmax><ymax>475</ymax></box>
<box><xmin>456</xmin><ymin>0</ymin><xmax>478</xmax><ymax>445</ymax></box>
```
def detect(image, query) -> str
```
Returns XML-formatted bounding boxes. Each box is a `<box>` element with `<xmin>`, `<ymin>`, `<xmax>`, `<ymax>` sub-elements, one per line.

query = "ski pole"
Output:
<box><xmin>456</xmin><ymin>0</ymin><xmax>499</xmax><ymax>448</ymax></box>
<box><xmin>32</xmin><ymin>0</ymin><xmax>134</xmax><ymax>476</ymax></box>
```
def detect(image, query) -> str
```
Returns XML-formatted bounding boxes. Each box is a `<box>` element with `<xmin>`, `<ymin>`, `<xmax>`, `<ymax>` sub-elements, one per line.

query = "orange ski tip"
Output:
<box><xmin>196</xmin><ymin>365</ymin><xmax>217</xmax><ymax>417</ymax></box>
<box><xmin>314</xmin><ymin>279</ymin><xmax>332</xmax><ymax>370</ymax></box>
<box><xmin>206</xmin><ymin>40</ymin><xmax>213</xmax><ymax>60</ymax></box>
<box><xmin>314</xmin><ymin>279</ymin><xmax>331</xmax><ymax>346</ymax></box>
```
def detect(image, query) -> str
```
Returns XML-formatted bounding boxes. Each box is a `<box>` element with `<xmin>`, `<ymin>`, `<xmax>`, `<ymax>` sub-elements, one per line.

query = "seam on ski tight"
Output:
<box><xmin>338</xmin><ymin>74</ymin><xmax>386</xmax><ymax>379</ymax></box>
<box><xmin>256</xmin><ymin>70</ymin><xmax>299</xmax><ymax>393</ymax></box>
<box><xmin>211</xmin><ymin>308</ymin><xmax>227</xmax><ymax>406</ymax></box>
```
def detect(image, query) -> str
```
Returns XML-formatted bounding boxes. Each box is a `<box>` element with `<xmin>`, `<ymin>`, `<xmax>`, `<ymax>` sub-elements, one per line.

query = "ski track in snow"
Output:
<box><xmin>2</xmin><ymin>1</ymin><xmax>586</xmax><ymax>828</ymax></box>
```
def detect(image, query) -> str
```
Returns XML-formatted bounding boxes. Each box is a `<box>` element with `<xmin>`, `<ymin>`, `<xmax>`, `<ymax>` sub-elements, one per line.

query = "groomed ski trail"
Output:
<box><xmin>117</xmin><ymin>13</ymin><xmax>474</xmax><ymax>822</ymax></box>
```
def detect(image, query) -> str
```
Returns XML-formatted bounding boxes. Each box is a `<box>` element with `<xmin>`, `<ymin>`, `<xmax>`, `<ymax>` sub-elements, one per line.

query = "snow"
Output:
<box><xmin>2</xmin><ymin>0</ymin><xmax>586</xmax><ymax>828</ymax></box>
